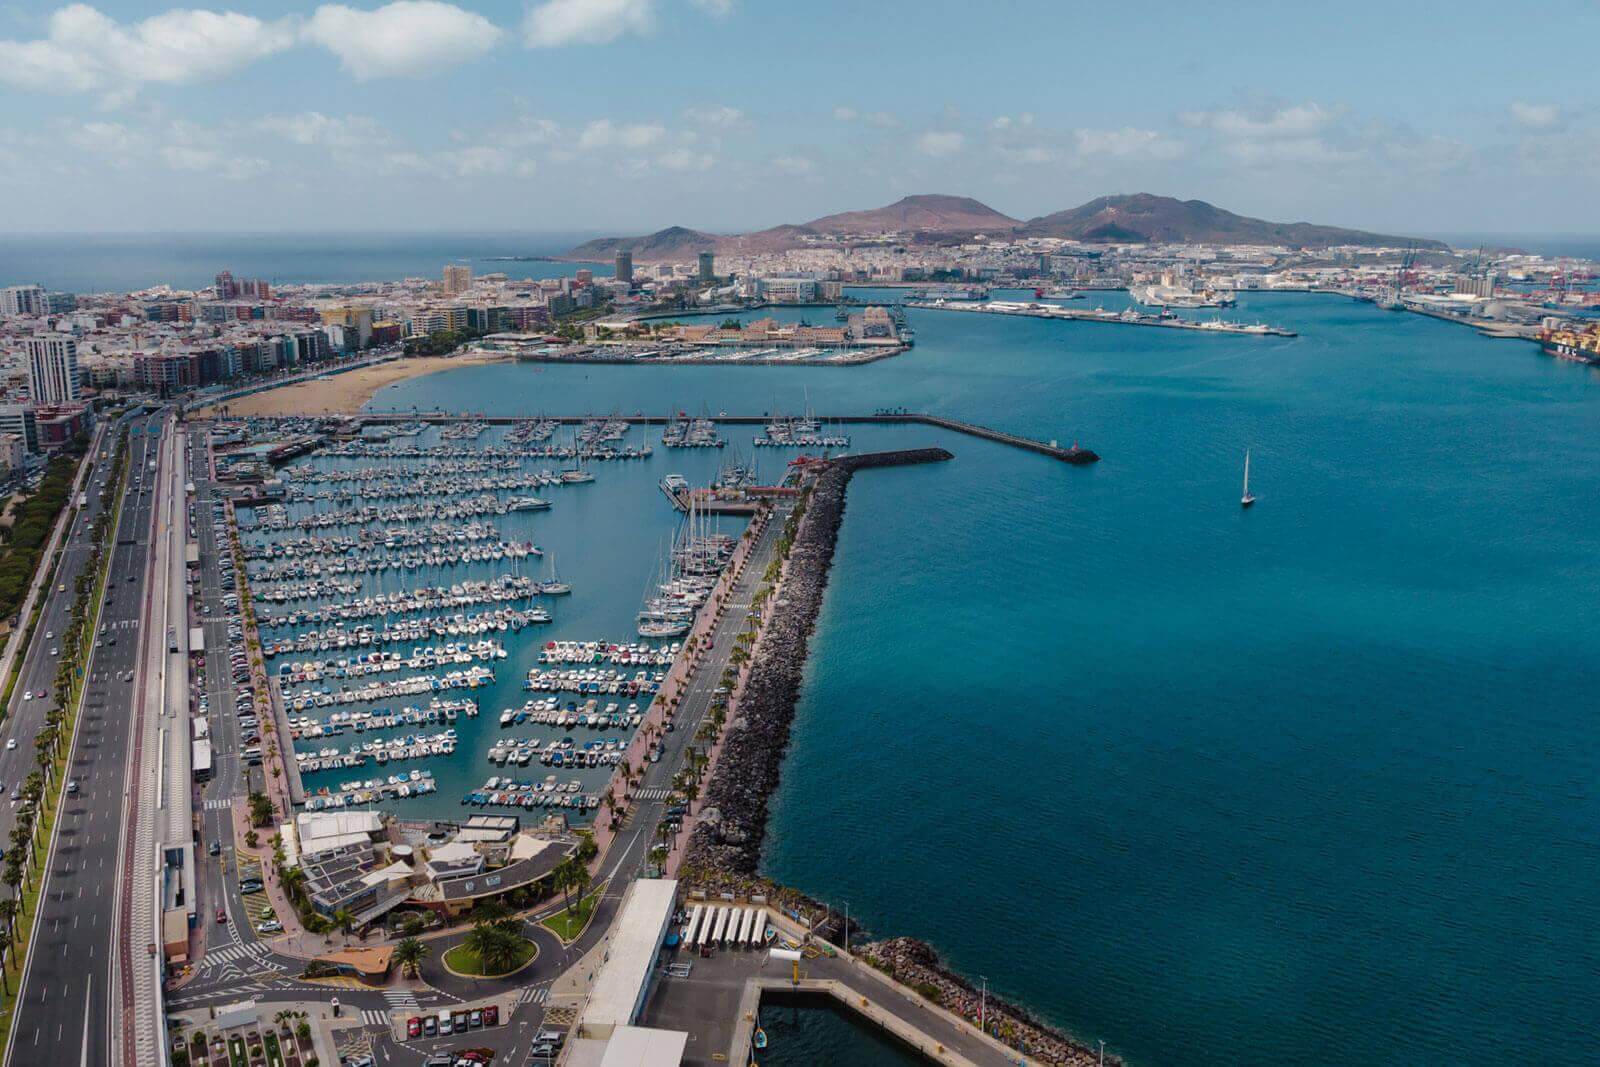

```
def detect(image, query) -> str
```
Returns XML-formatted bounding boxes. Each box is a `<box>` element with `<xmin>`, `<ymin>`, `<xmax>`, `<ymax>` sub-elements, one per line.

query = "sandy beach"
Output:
<box><xmin>199</xmin><ymin>352</ymin><xmax>507</xmax><ymax>417</ymax></box>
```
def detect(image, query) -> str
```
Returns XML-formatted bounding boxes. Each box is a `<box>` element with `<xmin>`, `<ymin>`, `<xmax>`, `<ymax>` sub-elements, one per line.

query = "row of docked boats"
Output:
<box><xmin>505</xmin><ymin>417</ymin><xmax>559</xmax><ymax>444</ymax></box>
<box><xmin>306</xmin><ymin>770</ymin><xmax>438</xmax><ymax>809</ymax></box>
<box><xmin>537</xmin><ymin>639</ymin><xmax>680</xmax><ymax>667</ymax></box>
<box><xmin>461</xmin><ymin>776</ymin><xmax>602</xmax><ymax>811</ymax></box>
<box><xmin>488</xmin><ymin>736</ymin><xmax>630</xmax><ymax>768</ymax></box>
<box><xmin>321</xmin><ymin>440</ymin><xmax>651</xmax><ymax>462</ymax></box>
<box><xmin>260</xmin><ymin>607</ymin><xmax>553</xmax><ymax>657</ymax></box>
<box><xmin>440</xmin><ymin>420</ymin><xmax>488</xmax><ymax>441</ymax></box>
<box><xmin>284</xmin><ymin>458</ymin><xmax>523</xmax><ymax>482</ymax></box>
<box><xmin>662</xmin><ymin>416</ymin><xmax>725</xmax><ymax>448</ymax></box>
<box><xmin>294</xmin><ymin>728</ymin><xmax>459</xmax><ymax>771</ymax></box>
<box><xmin>287</xmin><ymin>698</ymin><xmax>478</xmax><ymax>739</ymax></box>
<box><xmin>274</xmin><ymin>640</ymin><xmax>506</xmax><ymax>685</ymax></box>
<box><xmin>751</xmin><ymin>415</ymin><xmax>851</xmax><ymax>449</ymax></box>
<box><xmin>247</xmin><ymin>540</ymin><xmax>541</xmax><ymax>582</ymax></box>
<box><xmin>242</xmin><ymin>521</ymin><xmax>504</xmax><ymax>562</ymax></box>
<box><xmin>523</xmin><ymin>667</ymin><xmax>664</xmax><ymax>697</ymax></box>
<box><xmin>498</xmin><ymin>696</ymin><xmax>644</xmax><ymax>730</ymax></box>
<box><xmin>257</xmin><ymin>576</ymin><xmax>548</xmax><ymax>627</ymax></box>
<box><xmin>280</xmin><ymin>664</ymin><xmax>495</xmax><ymax>711</ymax></box>
<box><xmin>253</xmin><ymin>494</ymin><xmax>538</xmax><ymax>532</ymax></box>
<box><xmin>250</xmin><ymin>575</ymin><xmax>363</xmax><ymax>604</ymax></box>
<box><xmin>284</xmin><ymin>470</ymin><xmax>576</xmax><ymax>503</ymax></box>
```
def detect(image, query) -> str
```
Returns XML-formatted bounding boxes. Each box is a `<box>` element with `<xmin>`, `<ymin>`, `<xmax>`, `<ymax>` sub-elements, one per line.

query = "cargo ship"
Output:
<box><xmin>1538</xmin><ymin>324</ymin><xmax>1600</xmax><ymax>365</ymax></box>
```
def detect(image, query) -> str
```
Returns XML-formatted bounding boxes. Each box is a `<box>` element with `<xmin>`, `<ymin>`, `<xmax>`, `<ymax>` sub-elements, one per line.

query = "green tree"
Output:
<box><xmin>463</xmin><ymin>921</ymin><xmax>520</xmax><ymax>976</ymax></box>
<box><xmin>391</xmin><ymin>936</ymin><xmax>429</xmax><ymax>978</ymax></box>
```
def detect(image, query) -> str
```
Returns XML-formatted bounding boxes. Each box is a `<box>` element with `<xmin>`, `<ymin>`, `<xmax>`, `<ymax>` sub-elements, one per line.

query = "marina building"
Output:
<box><xmin>576</xmin><ymin>879</ymin><xmax>682</xmax><ymax>1041</ymax></box>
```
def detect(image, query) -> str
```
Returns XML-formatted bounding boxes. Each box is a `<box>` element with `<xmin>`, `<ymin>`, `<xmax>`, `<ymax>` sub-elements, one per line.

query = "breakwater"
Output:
<box><xmin>680</xmin><ymin>445</ymin><xmax>1113</xmax><ymax>1066</ymax></box>
<box><xmin>684</xmin><ymin>448</ymin><xmax>954</xmax><ymax>875</ymax></box>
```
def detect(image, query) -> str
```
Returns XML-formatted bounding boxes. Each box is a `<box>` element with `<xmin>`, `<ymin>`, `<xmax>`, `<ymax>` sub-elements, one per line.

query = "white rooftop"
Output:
<box><xmin>598</xmin><ymin>1025</ymin><xmax>688</xmax><ymax>1067</ymax></box>
<box><xmin>582</xmin><ymin>879</ymin><xmax>679</xmax><ymax>1034</ymax></box>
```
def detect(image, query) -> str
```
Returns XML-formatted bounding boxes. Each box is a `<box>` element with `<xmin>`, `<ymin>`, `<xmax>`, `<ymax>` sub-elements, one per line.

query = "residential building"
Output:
<box><xmin>698</xmin><ymin>251</ymin><xmax>716</xmax><ymax>284</ymax></box>
<box><xmin>615</xmin><ymin>251</ymin><xmax>633</xmax><ymax>285</ymax></box>
<box><xmin>0</xmin><ymin>285</ymin><xmax>44</xmax><ymax>316</ymax></box>
<box><xmin>0</xmin><ymin>405</ymin><xmax>39</xmax><ymax>453</ymax></box>
<box><xmin>0</xmin><ymin>433</ymin><xmax>25</xmax><ymax>472</ymax></box>
<box><xmin>26</xmin><ymin>335</ymin><xmax>80</xmax><ymax>405</ymax></box>
<box><xmin>443</xmin><ymin>264</ymin><xmax>473</xmax><ymax>295</ymax></box>
<box><xmin>34</xmin><ymin>403</ymin><xmax>93</xmax><ymax>451</ymax></box>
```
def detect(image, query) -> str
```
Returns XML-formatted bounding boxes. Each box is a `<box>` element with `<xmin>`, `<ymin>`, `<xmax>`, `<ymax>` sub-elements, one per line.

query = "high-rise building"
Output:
<box><xmin>698</xmin><ymin>252</ymin><xmax>716</xmax><ymax>284</ymax></box>
<box><xmin>1</xmin><ymin>285</ymin><xmax>45</xmax><ymax>316</ymax></box>
<box><xmin>214</xmin><ymin>271</ymin><xmax>238</xmax><ymax>299</ymax></box>
<box><xmin>443</xmin><ymin>264</ymin><xmax>473</xmax><ymax>295</ymax></box>
<box><xmin>26</xmin><ymin>336</ymin><xmax>80</xmax><ymax>405</ymax></box>
<box><xmin>614</xmin><ymin>251</ymin><xmax>634</xmax><ymax>286</ymax></box>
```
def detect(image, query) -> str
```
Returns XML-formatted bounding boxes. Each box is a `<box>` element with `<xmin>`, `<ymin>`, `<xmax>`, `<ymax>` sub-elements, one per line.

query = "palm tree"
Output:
<box><xmin>332</xmin><ymin>908</ymin><xmax>354</xmax><ymax>946</ymax></box>
<box><xmin>0</xmin><ymin>898</ymin><xmax>16</xmax><ymax>947</ymax></box>
<box><xmin>463</xmin><ymin>921</ymin><xmax>519</xmax><ymax>976</ymax></box>
<box><xmin>391</xmin><ymin>936</ymin><xmax>429</xmax><ymax>978</ymax></box>
<box><xmin>565</xmin><ymin>864</ymin><xmax>591</xmax><ymax>915</ymax></box>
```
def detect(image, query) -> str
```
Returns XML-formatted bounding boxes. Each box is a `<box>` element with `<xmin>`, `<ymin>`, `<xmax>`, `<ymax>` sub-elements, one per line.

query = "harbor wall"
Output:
<box><xmin>678</xmin><ymin>446</ymin><xmax>1121</xmax><ymax>1067</ymax></box>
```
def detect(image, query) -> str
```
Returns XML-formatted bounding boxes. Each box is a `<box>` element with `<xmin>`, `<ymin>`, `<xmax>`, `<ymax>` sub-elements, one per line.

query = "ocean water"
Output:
<box><xmin>0</xmin><ymin>232</ymin><xmax>601</xmax><ymax>293</ymax></box>
<box><xmin>371</xmin><ymin>292</ymin><xmax>1600</xmax><ymax>1066</ymax></box>
<box><xmin>758</xmin><ymin>992</ymin><xmax>929</xmax><ymax>1065</ymax></box>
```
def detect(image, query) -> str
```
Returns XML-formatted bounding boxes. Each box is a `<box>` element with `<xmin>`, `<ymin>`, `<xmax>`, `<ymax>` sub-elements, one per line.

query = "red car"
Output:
<box><xmin>215</xmin><ymin>908</ymin><xmax>227</xmax><ymax>923</ymax></box>
<box><xmin>483</xmin><ymin>1005</ymin><xmax>498</xmax><ymax>1027</ymax></box>
<box><xmin>406</xmin><ymin>1017</ymin><xmax>421</xmax><ymax>1039</ymax></box>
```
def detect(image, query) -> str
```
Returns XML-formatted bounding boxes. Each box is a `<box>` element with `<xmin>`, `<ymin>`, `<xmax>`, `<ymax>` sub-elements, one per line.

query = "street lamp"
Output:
<box><xmin>1099</xmin><ymin>1039</ymin><xmax>1106</xmax><ymax>1066</ymax></box>
<box><xmin>979</xmin><ymin>975</ymin><xmax>987</xmax><ymax>1033</ymax></box>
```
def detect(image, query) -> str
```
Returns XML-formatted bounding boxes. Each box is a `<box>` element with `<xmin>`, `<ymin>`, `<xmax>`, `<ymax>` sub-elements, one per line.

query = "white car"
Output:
<box><xmin>4</xmin><ymin>740</ymin><xmax>15</xmax><ymax>751</ymax></box>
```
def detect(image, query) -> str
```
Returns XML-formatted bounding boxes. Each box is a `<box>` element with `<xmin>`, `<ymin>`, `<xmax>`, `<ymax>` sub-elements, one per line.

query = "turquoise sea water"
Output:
<box><xmin>372</xmin><ymin>292</ymin><xmax>1600</xmax><ymax>1066</ymax></box>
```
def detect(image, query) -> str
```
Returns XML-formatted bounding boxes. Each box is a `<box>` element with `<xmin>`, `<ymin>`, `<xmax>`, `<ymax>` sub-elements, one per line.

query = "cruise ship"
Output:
<box><xmin>1129</xmin><ymin>270</ymin><xmax>1236</xmax><ymax>309</ymax></box>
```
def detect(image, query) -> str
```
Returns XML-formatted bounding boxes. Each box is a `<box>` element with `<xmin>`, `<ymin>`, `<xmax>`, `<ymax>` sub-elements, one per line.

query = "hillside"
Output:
<box><xmin>566</xmin><ymin>192</ymin><xmax>1443</xmax><ymax>261</ymax></box>
<box><xmin>802</xmin><ymin>194</ymin><xmax>1018</xmax><ymax>235</ymax></box>
<box><xmin>1017</xmin><ymin>193</ymin><xmax>1444</xmax><ymax>249</ymax></box>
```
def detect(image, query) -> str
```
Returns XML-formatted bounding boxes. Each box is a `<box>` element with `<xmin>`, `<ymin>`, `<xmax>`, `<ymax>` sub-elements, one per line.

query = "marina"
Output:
<box><xmin>906</xmin><ymin>297</ymin><xmax>1297</xmax><ymax>336</ymax></box>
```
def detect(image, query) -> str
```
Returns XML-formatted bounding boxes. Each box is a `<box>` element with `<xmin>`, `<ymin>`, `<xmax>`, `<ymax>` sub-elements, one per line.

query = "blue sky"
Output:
<box><xmin>0</xmin><ymin>0</ymin><xmax>1594</xmax><ymax>236</ymax></box>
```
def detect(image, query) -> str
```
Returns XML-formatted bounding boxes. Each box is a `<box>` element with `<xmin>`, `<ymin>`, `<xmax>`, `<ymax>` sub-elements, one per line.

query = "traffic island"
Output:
<box><xmin>442</xmin><ymin>936</ymin><xmax>539</xmax><ymax>979</ymax></box>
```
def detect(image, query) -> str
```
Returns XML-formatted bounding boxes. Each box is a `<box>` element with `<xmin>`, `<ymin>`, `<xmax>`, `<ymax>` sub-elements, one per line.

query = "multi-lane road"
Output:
<box><xmin>3</xmin><ymin>411</ymin><xmax>163</xmax><ymax>1067</ymax></box>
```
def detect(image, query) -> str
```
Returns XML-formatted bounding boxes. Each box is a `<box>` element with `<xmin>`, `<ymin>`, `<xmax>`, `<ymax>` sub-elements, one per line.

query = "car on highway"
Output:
<box><xmin>215</xmin><ymin>908</ymin><xmax>227</xmax><ymax>923</ymax></box>
<box><xmin>4</xmin><ymin>740</ymin><xmax>14</xmax><ymax>751</ymax></box>
<box><xmin>208</xmin><ymin>840</ymin><xmax>221</xmax><ymax>855</ymax></box>
<box><xmin>65</xmin><ymin>780</ymin><xmax>77</xmax><ymax>794</ymax></box>
<box><xmin>44</xmin><ymin>630</ymin><xmax>52</xmax><ymax>640</ymax></box>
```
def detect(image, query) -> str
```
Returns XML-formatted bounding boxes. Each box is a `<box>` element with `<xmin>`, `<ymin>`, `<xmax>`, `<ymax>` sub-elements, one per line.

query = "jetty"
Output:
<box><xmin>907</xmin><ymin>297</ymin><xmax>1297</xmax><ymax>337</ymax></box>
<box><xmin>353</xmin><ymin>412</ymin><xmax>1100</xmax><ymax>464</ymax></box>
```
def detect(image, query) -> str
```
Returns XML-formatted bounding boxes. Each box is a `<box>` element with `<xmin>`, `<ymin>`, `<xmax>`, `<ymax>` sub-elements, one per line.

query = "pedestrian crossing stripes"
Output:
<box><xmin>384</xmin><ymin>991</ymin><xmax>420</xmax><ymax>1012</ymax></box>
<box><xmin>634</xmin><ymin>787</ymin><xmax>672</xmax><ymax>801</ymax></box>
<box><xmin>359</xmin><ymin>1009</ymin><xmax>391</xmax><ymax>1027</ymax></box>
<box><xmin>518</xmin><ymin>986</ymin><xmax>549</xmax><ymax>1005</ymax></box>
<box><xmin>204</xmin><ymin>942</ymin><xmax>255</xmax><ymax>964</ymax></box>
<box><xmin>204</xmin><ymin>798</ymin><xmax>233</xmax><ymax>810</ymax></box>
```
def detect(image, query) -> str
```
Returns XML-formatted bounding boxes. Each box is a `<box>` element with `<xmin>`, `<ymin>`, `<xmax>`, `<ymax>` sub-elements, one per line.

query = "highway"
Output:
<box><xmin>3</xmin><ymin>411</ymin><xmax>163</xmax><ymax>1067</ymax></box>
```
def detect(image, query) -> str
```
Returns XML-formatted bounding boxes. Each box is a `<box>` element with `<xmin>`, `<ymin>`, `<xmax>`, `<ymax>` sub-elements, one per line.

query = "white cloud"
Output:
<box><xmin>67</xmin><ymin>121</ymin><xmax>137</xmax><ymax>153</ymax></box>
<box><xmin>1221</xmin><ymin>137</ymin><xmax>1362</xmax><ymax>167</ymax></box>
<box><xmin>833</xmin><ymin>106</ymin><xmax>896</xmax><ymax>128</ymax></box>
<box><xmin>523</xmin><ymin>0</ymin><xmax>654</xmax><ymax>47</ymax></box>
<box><xmin>0</xmin><ymin>5</ymin><xmax>295</xmax><ymax>96</ymax></box>
<box><xmin>991</xmin><ymin>113</ymin><xmax>1033</xmax><ymax>131</ymax></box>
<box><xmin>1073</xmin><ymin>126</ymin><xmax>1186</xmax><ymax>161</ymax></box>
<box><xmin>832</xmin><ymin>106</ymin><xmax>857</xmax><ymax>122</ymax></box>
<box><xmin>657</xmin><ymin>147</ymin><xmax>714</xmax><ymax>171</ymax></box>
<box><xmin>502</xmin><ymin>117</ymin><xmax>561</xmax><ymax>147</ymax></box>
<box><xmin>1509</xmin><ymin>101</ymin><xmax>1559</xmax><ymax>130</ymax></box>
<box><xmin>161</xmin><ymin>144</ymin><xmax>269</xmax><ymax>180</ymax></box>
<box><xmin>304</xmin><ymin>1</ymin><xmax>499</xmax><ymax>79</ymax></box>
<box><xmin>257</xmin><ymin>112</ymin><xmax>389</xmax><ymax>149</ymax></box>
<box><xmin>1179</xmin><ymin>102</ymin><xmax>1333</xmax><ymax>139</ymax></box>
<box><xmin>578</xmin><ymin>119</ymin><xmax>665</xmax><ymax>150</ymax></box>
<box><xmin>770</xmin><ymin>154</ymin><xmax>815</xmax><ymax>176</ymax></box>
<box><xmin>915</xmin><ymin>131</ymin><xmax>964</xmax><ymax>157</ymax></box>
<box><xmin>683</xmin><ymin>105</ymin><xmax>746</xmax><ymax>129</ymax></box>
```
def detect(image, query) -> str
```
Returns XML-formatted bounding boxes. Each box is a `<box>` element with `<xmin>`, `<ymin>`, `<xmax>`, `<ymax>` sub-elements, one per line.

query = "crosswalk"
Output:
<box><xmin>634</xmin><ymin>787</ymin><xmax>672</xmax><ymax>801</ymax></box>
<box><xmin>385</xmin><ymin>990</ymin><xmax>421</xmax><ymax>1014</ymax></box>
<box><xmin>203</xmin><ymin>939</ymin><xmax>282</xmax><ymax>970</ymax></box>
<box><xmin>203</xmin><ymin>797</ymin><xmax>233</xmax><ymax>810</ymax></box>
<box><xmin>517</xmin><ymin>985</ymin><xmax>550</xmax><ymax>1006</ymax></box>
<box><xmin>359</xmin><ymin>1009</ymin><xmax>391</xmax><ymax>1026</ymax></box>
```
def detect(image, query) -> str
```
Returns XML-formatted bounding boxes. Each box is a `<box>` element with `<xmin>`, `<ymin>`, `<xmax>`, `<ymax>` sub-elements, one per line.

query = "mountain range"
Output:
<box><xmin>567</xmin><ymin>193</ymin><xmax>1445</xmax><ymax>261</ymax></box>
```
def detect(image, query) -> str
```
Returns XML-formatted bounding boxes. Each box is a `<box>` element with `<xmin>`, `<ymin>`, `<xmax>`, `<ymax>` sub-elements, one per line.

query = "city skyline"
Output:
<box><xmin>0</xmin><ymin>0</ymin><xmax>1595</xmax><ymax>235</ymax></box>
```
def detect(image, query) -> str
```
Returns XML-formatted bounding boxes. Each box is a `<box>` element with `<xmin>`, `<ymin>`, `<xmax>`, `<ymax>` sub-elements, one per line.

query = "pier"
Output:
<box><xmin>353</xmin><ymin>412</ymin><xmax>1100</xmax><ymax>464</ymax></box>
<box><xmin>907</xmin><ymin>297</ymin><xmax>1297</xmax><ymax>337</ymax></box>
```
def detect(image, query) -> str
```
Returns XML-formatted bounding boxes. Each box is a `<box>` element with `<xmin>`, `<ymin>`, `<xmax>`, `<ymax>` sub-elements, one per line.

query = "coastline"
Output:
<box><xmin>678</xmin><ymin>449</ymin><xmax>1117</xmax><ymax>1066</ymax></box>
<box><xmin>197</xmin><ymin>352</ymin><xmax>508</xmax><ymax>417</ymax></box>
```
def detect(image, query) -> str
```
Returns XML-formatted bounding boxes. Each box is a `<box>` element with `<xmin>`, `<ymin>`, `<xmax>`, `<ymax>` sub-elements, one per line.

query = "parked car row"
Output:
<box><xmin>405</xmin><ymin>1005</ymin><xmax>505</xmax><ymax>1040</ymax></box>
